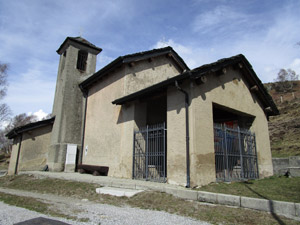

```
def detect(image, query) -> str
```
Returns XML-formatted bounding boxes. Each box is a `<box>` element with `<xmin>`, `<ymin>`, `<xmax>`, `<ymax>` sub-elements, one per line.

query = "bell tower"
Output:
<box><xmin>47</xmin><ymin>37</ymin><xmax>102</xmax><ymax>172</ymax></box>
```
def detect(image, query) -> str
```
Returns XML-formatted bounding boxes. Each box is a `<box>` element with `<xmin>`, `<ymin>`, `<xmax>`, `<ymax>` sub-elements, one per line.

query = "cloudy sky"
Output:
<box><xmin>0</xmin><ymin>0</ymin><xmax>299</xmax><ymax>118</ymax></box>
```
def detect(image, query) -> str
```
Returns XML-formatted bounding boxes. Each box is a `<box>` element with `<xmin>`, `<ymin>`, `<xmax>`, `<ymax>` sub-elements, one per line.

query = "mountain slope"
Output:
<box><xmin>267</xmin><ymin>81</ymin><xmax>300</xmax><ymax>158</ymax></box>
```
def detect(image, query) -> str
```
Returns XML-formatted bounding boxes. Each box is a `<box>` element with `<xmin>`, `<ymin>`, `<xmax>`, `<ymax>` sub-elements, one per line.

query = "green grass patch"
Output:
<box><xmin>198</xmin><ymin>176</ymin><xmax>300</xmax><ymax>203</ymax></box>
<box><xmin>0</xmin><ymin>192</ymin><xmax>82</xmax><ymax>221</ymax></box>
<box><xmin>0</xmin><ymin>174</ymin><xmax>101</xmax><ymax>200</ymax></box>
<box><xmin>0</xmin><ymin>161</ymin><xmax>8</xmax><ymax>170</ymax></box>
<box><xmin>0</xmin><ymin>174</ymin><xmax>299</xmax><ymax>225</ymax></box>
<box><xmin>127</xmin><ymin>191</ymin><xmax>299</xmax><ymax>225</ymax></box>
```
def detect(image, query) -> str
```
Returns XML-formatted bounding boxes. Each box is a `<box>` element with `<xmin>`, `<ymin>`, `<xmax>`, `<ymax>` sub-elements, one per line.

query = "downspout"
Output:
<box><xmin>79</xmin><ymin>90</ymin><xmax>88</xmax><ymax>167</ymax></box>
<box><xmin>175</xmin><ymin>80</ymin><xmax>190</xmax><ymax>188</ymax></box>
<box><xmin>14</xmin><ymin>133</ymin><xmax>23</xmax><ymax>175</ymax></box>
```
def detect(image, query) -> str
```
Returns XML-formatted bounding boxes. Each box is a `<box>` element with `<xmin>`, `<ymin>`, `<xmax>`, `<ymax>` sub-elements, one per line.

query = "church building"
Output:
<box><xmin>7</xmin><ymin>37</ymin><xmax>279</xmax><ymax>187</ymax></box>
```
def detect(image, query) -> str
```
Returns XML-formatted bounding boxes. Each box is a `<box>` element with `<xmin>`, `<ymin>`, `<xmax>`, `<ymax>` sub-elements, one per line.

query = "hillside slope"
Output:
<box><xmin>267</xmin><ymin>81</ymin><xmax>300</xmax><ymax>158</ymax></box>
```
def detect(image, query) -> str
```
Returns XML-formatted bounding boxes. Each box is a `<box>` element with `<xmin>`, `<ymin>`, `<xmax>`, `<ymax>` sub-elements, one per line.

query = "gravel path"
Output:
<box><xmin>0</xmin><ymin>188</ymin><xmax>210</xmax><ymax>225</ymax></box>
<box><xmin>0</xmin><ymin>202</ymin><xmax>78</xmax><ymax>225</ymax></box>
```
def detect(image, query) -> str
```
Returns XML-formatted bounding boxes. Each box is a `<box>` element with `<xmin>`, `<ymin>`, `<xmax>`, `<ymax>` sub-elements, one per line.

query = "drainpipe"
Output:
<box><xmin>175</xmin><ymin>80</ymin><xmax>190</xmax><ymax>188</ymax></box>
<box><xmin>79</xmin><ymin>90</ymin><xmax>88</xmax><ymax>167</ymax></box>
<box><xmin>15</xmin><ymin>133</ymin><xmax>23</xmax><ymax>175</ymax></box>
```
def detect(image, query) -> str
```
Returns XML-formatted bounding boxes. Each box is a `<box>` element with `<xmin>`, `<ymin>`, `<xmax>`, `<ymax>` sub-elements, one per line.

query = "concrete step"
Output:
<box><xmin>96</xmin><ymin>187</ymin><xmax>144</xmax><ymax>197</ymax></box>
<box><xmin>287</xmin><ymin>167</ymin><xmax>300</xmax><ymax>177</ymax></box>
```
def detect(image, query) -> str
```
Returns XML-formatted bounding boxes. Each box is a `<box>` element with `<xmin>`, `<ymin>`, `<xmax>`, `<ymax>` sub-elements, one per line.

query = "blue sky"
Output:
<box><xmin>0</xmin><ymin>0</ymin><xmax>299</xmax><ymax>118</ymax></box>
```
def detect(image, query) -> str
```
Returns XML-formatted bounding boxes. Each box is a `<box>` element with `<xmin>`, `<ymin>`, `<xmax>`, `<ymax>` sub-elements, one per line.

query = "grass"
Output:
<box><xmin>0</xmin><ymin>164</ymin><xmax>8</xmax><ymax>170</ymax></box>
<box><xmin>0</xmin><ymin>161</ymin><xmax>8</xmax><ymax>170</ymax></box>
<box><xmin>271</xmin><ymin>141</ymin><xmax>300</xmax><ymax>158</ymax></box>
<box><xmin>0</xmin><ymin>174</ymin><xmax>299</xmax><ymax>225</ymax></box>
<box><xmin>0</xmin><ymin>192</ymin><xmax>86</xmax><ymax>222</ymax></box>
<box><xmin>0</xmin><ymin>174</ymin><xmax>101</xmax><ymax>200</ymax></box>
<box><xmin>198</xmin><ymin>175</ymin><xmax>300</xmax><ymax>203</ymax></box>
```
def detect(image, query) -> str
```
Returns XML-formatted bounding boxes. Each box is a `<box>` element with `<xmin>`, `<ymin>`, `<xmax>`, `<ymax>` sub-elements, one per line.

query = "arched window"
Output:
<box><xmin>77</xmin><ymin>50</ymin><xmax>88</xmax><ymax>71</ymax></box>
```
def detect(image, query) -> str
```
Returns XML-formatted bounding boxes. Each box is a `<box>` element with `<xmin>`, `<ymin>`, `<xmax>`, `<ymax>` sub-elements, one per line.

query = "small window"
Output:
<box><xmin>77</xmin><ymin>50</ymin><xmax>88</xmax><ymax>71</ymax></box>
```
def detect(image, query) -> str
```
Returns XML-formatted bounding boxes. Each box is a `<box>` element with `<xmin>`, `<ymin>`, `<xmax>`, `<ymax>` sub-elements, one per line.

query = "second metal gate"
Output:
<box><xmin>214</xmin><ymin>124</ymin><xmax>259</xmax><ymax>182</ymax></box>
<box><xmin>133</xmin><ymin>123</ymin><xmax>166</xmax><ymax>182</ymax></box>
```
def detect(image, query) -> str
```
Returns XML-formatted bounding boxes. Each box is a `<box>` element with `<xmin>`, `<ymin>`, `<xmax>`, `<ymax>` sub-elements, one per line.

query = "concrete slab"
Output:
<box><xmin>163</xmin><ymin>187</ymin><xmax>199</xmax><ymax>201</ymax></box>
<box><xmin>217</xmin><ymin>193</ymin><xmax>240</xmax><ymax>207</ymax></box>
<box><xmin>272</xmin><ymin>200</ymin><xmax>296</xmax><ymax>217</ymax></box>
<box><xmin>295</xmin><ymin>203</ymin><xmax>300</xmax><ymax>217</ymax></box>
<box><xmin>241</xmin><ymin>196</ymin><xmax>270</xmax><ymax>212</ymax></box>
<box><xmin>198</xmin><ymin>191</ymin><xmax>217</xmax><ymax>204</ymax></box>
<box><xmin>110</xmin><ymin>181</ymin><xmax>136</xmax><ymax>189</ymax></box>
<box><xmin>174</xmin><ymin>189</ymin><xmax>198</xmax><ymax>201</ymax></box>
<box><xmin>288</xmin><ymin>167</ymin><xmax>300</xmax><ymax>177</ymax></box>
<box><xmin>96</xmin><ymin>187</ymin><xmax>144</xmax><ymax>197</ymax></box>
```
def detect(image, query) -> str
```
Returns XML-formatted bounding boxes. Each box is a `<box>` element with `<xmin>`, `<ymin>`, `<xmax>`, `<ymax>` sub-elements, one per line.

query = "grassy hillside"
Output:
<box><xmin>267</xmin><ymin>81</ymin><xmax>300</xmax><ymax>158</ymax></box>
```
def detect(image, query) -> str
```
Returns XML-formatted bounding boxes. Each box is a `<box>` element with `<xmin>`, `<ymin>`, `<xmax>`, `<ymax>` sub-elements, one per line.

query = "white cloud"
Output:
<box><xmin>153</xmin><ymin>39</ymin><xmax>205</xmax><ymax>69</ymax></box>
<box><xmin>192</xmin><ymin>5</ymin><xmax>249</xmax><ymax>34</ymax></box>
<box><xmin>28</xmin><ymin>109</ymin><xmax>49</xmax><ymax>121</ymax></box>
<box><xmin>289</xmin><ymin>58</ymin><xmax>300</xmax><ymax>75</ymax></box>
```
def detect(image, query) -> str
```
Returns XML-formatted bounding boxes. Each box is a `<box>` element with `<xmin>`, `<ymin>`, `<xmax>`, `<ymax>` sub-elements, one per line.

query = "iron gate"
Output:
<box><xmin>214</xmin><ymin>124</ymin><xmax>259</xmax><ymax>182</ymax></box>
<box><xmin>133</xmin><ymin>123</ymin><xmax>166</xmax><ymax>182</ymax></box>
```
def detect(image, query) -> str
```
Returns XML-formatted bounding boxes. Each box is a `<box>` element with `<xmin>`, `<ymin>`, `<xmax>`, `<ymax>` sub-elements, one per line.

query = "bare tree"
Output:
<box><xmin>274</xmin><ymin>68</ymin><xmax>299</xmax><ymax>92</ymax></box>
<box><xmin>5</xmin><ymin>113</ymin><xmax>38</xmax><ymax>131</ymax></box>
<box><xmin>0</xmin><ymin>62</ymin><xmax>8</xmax><ymax>99</ymax></box>
<box><xmin>0</xmin><ymin>113</ymin><xmax>38</xmax><ymax>153</ymax></box>
<box><xmin>0</xmin><ymin>62</ymin><xmax>11</xmax><ymax>124</ymax></box>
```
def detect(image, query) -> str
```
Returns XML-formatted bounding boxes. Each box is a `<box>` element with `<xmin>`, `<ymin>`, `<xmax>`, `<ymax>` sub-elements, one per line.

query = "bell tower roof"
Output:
<box><xmin>56</xmin><ymin>36</ymin><xmax>102</xmax><ymax>55</ymax></box>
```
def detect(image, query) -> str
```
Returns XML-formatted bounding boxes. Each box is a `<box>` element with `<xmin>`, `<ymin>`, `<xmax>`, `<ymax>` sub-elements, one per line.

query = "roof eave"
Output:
<box><xmin>79</xmin><ymin>47</ymin><xmax>189</xmax><ymax>93</ymax></box>
<box><xmin>112</xmin><ymin>54</ymin><xmax>279</xmax><ymax>116</ymax></box>
<box><xmin>56</xmin><ymin>37</ymin><xmax>102</xmax><ymax>55</ymax></box>
<box><xmin>79</xmin><ymin>57</ymin><xmax>123</xmax><ymax>92</ymax></box>
<box><xmin>112</xmin><ymin>72</ymin><xmax>190</xmax><ymax>105</ymax></box>
<box><xmin>6</xmin><ymin>117</ymin><xmax>55</xmax><ymax>139</ymax></box>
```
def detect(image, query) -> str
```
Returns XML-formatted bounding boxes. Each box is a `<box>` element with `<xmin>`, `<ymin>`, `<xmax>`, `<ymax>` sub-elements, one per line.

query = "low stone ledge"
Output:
<box><xmin>272</xmin><ymin>200</ymin><xmax>296</xmax><ymax>217</ymax></box>
<box><xmin>197</xmin><ymin>191</ymin><xmax>217</xmax><ymax>203</ymax></box>
<box><xmin>241</xmin><ymin>196</ymin><xmax>298</xmax><ymax>218</ymax></box>
<box><xmin>295</xmin><ymin>203</ymin><xmax>300</xmax><ymax>217</ymax></box>
<box><xmin>241</xmin><ymin>196</ymin><xmax>270</xmax><ymax>212</ymax></box>
<box><xmin>164</xmin><ymin>187</ymin><xmax>178</xmax><ymax>196</ymax></box>
<box><xmin>217</xmin><ymin>193</ymin><xmax>241</xmax><ymax>207</ymax></box>
<box><xmin>110</xmin><ymin>181</ymin><xmax>135</xmax><ymax>189</ymax></box>
<box><xmin>173</xmin><ymin>189</ymin><xmax>198</xmax><ymax>201</ymax></box>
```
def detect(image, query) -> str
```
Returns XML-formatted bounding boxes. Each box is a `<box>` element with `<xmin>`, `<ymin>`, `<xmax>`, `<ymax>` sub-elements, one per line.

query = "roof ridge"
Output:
<box><xmin>56</xmin><ymin>37</ymin><xmax>102</xmax><ymax>54</ymax></box>
<box><xmin>79</xmin><ymin>46</ymin><xmax>189</xmax><ymax>90</ymax></box>
<box><xmin>120</xmin><ymin>46</ymin><xmax>173</xmax><ymax>59</ymax></box>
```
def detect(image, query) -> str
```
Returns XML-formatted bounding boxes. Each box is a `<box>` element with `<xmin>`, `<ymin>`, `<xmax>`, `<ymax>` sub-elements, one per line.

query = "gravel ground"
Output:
<box><xmin>0</xmin><ymin>202</ymin><xmax>80</xmax><ymax>225</ymax></box>
<box><xmin>0</xmin><ymin>188</ymin><xmax>210</xmax><ymax>225</ymax></box>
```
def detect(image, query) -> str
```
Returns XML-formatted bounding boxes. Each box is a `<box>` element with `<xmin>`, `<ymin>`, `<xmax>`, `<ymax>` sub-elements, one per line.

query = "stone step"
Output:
<box><xmin>287</xmin><ymin>167</ymin><xmax>300</xmax><ymax>177</ymax></box>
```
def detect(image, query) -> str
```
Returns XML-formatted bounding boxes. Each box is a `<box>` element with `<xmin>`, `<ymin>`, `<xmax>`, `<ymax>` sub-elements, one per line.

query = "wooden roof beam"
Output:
<box><xmin>215</xmin><ymin>67</ymin><xmax>227</xmax><ymax>76</ymax></box>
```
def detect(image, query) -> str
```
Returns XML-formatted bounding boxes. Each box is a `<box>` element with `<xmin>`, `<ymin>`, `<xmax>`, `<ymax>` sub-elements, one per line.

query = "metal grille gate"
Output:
<box><xmin>133</xmin><ymin>123</ymin><xmax>166</xmax><ymax>182</ymax></box>
<box><xmin>214</xmin><ymin>124</ymin><xmax>259</xmax><ymax>182</ymax></box>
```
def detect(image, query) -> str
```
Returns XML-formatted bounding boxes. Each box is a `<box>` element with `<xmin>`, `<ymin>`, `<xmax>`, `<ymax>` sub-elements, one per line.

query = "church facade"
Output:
<box><xmin>7</xmin><ymin>37</ymin><xmax>278</xmax><ymax>187</ymax></box>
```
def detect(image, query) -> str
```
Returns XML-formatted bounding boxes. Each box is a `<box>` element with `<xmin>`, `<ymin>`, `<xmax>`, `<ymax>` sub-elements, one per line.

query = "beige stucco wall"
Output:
<box><xmin>48</xmin><ymin>43</ymin><xmax>98</xmax><ymax>172</ymax></box>
<box><xmin>8</xmin><ymin>137</ymin><xmax>21</xmax><ymax>175</ymax></box>
<box><xmin>82</xmin><ymin>66</ymin><xmax>126</xmax><ymax>177</ymax></box>
<box><xmin>124</xmin><ymin>55</ymin><xmax>181</xmax><ymax>95</ymax></box>
<box><xmin>8</xmin><ymin>125</ymin><xmax>52</xmax><ymax>175</ymax></box>
<box><xmin>166</xmin><ymin>85</ymin><xmax>188</xmax><ymax>186</ymax></box>
<box><xmin>83</xmin><ymin>58</ymin><xmax>273</xmax><ymax>186</ymax></box>
<box><xmin>188</xmin><ymin>67</ymin><xmax>273</xmax><ymax>187</ymax></box>
<box><xmin>82</xmin><ymin>57</ymin><xmax>182</xmax><ymax>178</ymax></box>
